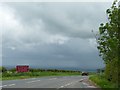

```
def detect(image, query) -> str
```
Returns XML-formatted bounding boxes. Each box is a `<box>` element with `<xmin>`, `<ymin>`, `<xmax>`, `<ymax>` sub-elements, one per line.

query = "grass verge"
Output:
<box><xmin>89</xmin><ymin>74</ymin><xmax>118</xmax><ymax>90</ymax></box>
<box><xmin>2</xmin><ymin>71</ymin><xmax>80</xmax><ymax>80</ymax></box>
<box><xmin>0</xmin><ymin>73</ymin><xmax>1</xmax><ymax>80</ymax></box>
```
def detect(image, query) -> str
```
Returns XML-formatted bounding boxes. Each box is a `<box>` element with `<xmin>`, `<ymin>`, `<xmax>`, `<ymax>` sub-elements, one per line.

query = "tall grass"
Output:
<box><xmin>0</xmin><ymin>73</ymin><xmax>2</xmax><ymax>80</ymax></box>
<box><xmin>89</xmin><ymin>74</ymin><xmax>118</xmax><ymax>89</ymax></box>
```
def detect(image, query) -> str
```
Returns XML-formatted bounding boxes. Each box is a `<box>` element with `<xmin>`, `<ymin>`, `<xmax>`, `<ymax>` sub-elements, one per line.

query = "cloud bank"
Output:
<box><xmin>1</xmin><ymin>2</ymin><xmax>111</xmax><ymax>70</ymax></box>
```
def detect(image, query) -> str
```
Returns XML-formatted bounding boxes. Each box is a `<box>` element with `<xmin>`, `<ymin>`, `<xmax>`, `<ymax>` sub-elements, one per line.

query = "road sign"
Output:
<box><xmin>16</xmin><ymin>65</ymin><xmax>29</xmax><ymax>72</ymax></box>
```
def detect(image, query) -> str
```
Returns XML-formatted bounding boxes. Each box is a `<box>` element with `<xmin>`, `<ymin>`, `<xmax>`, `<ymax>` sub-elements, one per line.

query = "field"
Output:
<box><xmin>1</xmin><ymin>68</ymin><xmax>81</xmax><ymax>80</ymax></box>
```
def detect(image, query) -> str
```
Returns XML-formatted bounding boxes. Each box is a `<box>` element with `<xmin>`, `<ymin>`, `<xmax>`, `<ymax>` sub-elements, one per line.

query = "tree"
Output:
<box><xmin>97</xmin><ymin>0</ymin><xmax>120</xmax><ymax>87</ymax></box>
<box><xmin>0</xmin><ymin>67</ymin><xmax>7</xmax><ymax>73</ymax></box>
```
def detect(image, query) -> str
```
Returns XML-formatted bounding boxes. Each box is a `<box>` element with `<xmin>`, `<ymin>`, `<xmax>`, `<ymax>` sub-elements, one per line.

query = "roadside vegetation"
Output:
<box><xmin>0</xmin><ymin>66</ymin><xmax>81</xmax><ymax>80</ymax></box>
<box><xmin>90</xmin><ymin>0</ymin><xmax>119</xmax><ymax>89</ymax></box>
<box><xmin>90</xmin><ymin>74</ymin><xmax>118</xmax><ymax>89</ymax></box>
<box><xmin>0</xmin><ymin>73</ymin><xmax>1</xmax><ymax>80</ymax></box>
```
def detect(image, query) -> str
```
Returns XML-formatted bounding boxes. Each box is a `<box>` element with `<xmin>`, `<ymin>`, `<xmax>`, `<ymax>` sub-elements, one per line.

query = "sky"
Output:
<box><xmin>0</xmin><ymin>2</ymin><xmax>112</xmax><ymax>70</ymax></box>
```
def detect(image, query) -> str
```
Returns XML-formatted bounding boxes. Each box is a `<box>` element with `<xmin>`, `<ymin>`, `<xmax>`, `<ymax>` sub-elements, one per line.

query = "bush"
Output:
<box><xmin>2</xmin><ymin>72</ymin><xmax>12</xmax><ymax>77</ymax></box>
<box><xmin>105</xmin><ymin>58</ymin><xmax>118</xmax><ymax>84</ymax></box>
<box><xmin>10</xmin><ymin>68</ymin><xmax>16</xmax><ymax>72</ymax></box>
<box><xmin>0</xmin><ymin>67</ymin><xmax>7</xmax><ymax>73</ymax></box>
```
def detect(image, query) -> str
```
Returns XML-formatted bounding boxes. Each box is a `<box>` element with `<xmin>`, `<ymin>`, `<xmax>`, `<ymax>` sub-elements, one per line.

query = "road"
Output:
<box><xmin>1</xmin><ymin>76</ymin><xmax>97</xmax><ymax>89</ymax></box>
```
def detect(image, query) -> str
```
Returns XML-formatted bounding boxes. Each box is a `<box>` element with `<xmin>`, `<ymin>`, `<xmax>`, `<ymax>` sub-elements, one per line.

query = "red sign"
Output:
<box><xmin>16</xmin><ymin>65</ymin><xmax>29</xmax><ymax>72</ymax></box>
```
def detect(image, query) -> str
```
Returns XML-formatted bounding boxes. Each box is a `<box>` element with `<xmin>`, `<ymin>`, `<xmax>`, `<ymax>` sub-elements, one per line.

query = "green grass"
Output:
<box><xmin>89</xmin><ymin>74</ymin><xmax>118</xmax><ymax>90</ymax></box>
<box><xmin>2</xmin><ymin>71</ymin><xmax>80</xmax><ymax>80</ymax></box>
<box><xmin>0</xmin><ymin>73</ymin><xmax>1</xmax><ymax>80</ymax></box>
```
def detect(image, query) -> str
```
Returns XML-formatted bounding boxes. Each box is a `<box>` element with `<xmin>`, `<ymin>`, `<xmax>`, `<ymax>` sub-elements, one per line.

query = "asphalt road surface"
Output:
<box><xmin>1</xmin><ymin>76</ymin><xmax>97</xmax><ymax>89</ymax></box>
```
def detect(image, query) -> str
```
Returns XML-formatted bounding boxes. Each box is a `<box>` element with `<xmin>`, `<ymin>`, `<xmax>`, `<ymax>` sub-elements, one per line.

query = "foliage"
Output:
<box><xmin>97</xmin><ymin>0</ymin><xmax>119</xmax><ymax>62</ymax></box>
<box><xmin>10</xmin><ymin>68</ymin><xmax>16</xmax><ymax>72</ymax></box>
<box><xmin>96</xmin><ymin>0</ymin><xmax>119</xmax><ymax>87</ymax></box>
<box><xmin>0</xmin><ymin>66</ymin><xmax>7</xmax><ymax>73</ymax></box>
<box><xmin>90</xmin><ymin>75</ymin><xmax>118</xmax><ymax>89</ymax></box>
<box><xmin>29</xmin><ymin>68</ymin><xmax>81</xmax><ymax>73</ymax></box>
<box><xmin>2</xmin><ymin>70</ymin><xmax>80</xmax><ymax>80</ymax></box>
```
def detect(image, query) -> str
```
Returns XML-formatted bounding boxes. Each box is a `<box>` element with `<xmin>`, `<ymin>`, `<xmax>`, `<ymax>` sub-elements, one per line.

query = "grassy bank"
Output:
<box><xmin>0</xmin><ymin>73</ymin><xmax>1</xmax><ymax>80</ymax></box>
<box><xmin>2</xmin><ymin>71</ymin><xmax>80</xmax><ymax>80</ymax></box>
<box><xmin>89</xmin><ymin>74</ymin><xmax>118</xmax><ymax>89</ymax></box>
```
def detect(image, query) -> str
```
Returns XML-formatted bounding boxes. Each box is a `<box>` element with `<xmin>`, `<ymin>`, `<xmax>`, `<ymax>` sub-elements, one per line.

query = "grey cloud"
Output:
<box><xmin>6</xmin><ymin>2</ymin><xmax>110</xmax><ymax>38</ymax></box>
<box><xmin>3</xmin><ymin>38</ymin><xmax>104</xmax><ymax>69</ymax></box>
<box><xmin>2</xmin><ymin>2</ymin><xmax>111</xmax><ymax>70</ymax></box>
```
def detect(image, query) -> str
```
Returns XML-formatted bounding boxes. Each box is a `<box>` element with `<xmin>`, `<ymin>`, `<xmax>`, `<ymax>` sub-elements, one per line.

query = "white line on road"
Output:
<box><xmin>60</xmin><ymin>86</ymin><xmax>64</xmax><ymax>88</ymax></box>
<box><xmin>59</xmin><ymin>80</ymin><xmax>79</xmax><ymax>88</ymax></box>
<box><xmin>8</xmin><ymin>84</ymin><xmax>15</xmax><ymax>86</ymax></box>
<box><xmin>26</xmin><ymin>80</ymin><xmax>41</xmax><ymax>83</ymax></box>
<box><xmin>49</xmin><ymin>78</ymin><xmax>57</xmax><ymax>80</ymax></box>
<box><xmin>65</xmin><ymin>83</ymin><xmax>71</xmax><ymax>86</ymax></box>
<box><xmin>0</xmin><ymin>85</ymin><xmax>7</xmax><ymax>87</ymax></box>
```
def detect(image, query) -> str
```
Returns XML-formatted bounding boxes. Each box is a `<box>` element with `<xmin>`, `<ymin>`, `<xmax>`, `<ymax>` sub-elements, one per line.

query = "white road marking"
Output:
<box><xmin>49</xmin><ymin>78</ymin><xmax>57</xmax><ymax>80</ymax></box>
<box><xmin>60</xmin><ymin>86</ymin><xmax>64</xmax><ymax>88</ymax></box>
<box><xmin>26</xmin><ymin>80</ymin><xmax>41</xmax><ymax>83</ymax></box>
<box><xmin>0</xmin><ymin>85</ymin><xmax>7</xmax><ymax>87</ymax></box>
<box><xmin>66</xmin><ymin>83</ymin><xmax>70</xmax><ymax>86</ymax></box>
<box><xmin>59</xmin><ymin>80</ymin><xmax>79</xmax><ymax>88</ymax></box>
<box><xmin>8</xmin><ymin>84</ymin><xmax>15</xmax><ymax>86</ymax></box>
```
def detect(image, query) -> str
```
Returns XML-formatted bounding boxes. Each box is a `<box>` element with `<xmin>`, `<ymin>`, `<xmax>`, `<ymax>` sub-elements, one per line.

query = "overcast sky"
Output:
<box><xmin>0</xmin><ymin>2</ymin><xmax>112</xmax><ymax>70</ymax></box>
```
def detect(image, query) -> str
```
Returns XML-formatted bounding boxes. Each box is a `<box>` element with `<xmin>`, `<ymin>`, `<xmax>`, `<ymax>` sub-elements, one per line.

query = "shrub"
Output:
<box><xmin>0</xmin><ymin>67</ymin><xmax>7</xmax><ymax>73</ymax></box>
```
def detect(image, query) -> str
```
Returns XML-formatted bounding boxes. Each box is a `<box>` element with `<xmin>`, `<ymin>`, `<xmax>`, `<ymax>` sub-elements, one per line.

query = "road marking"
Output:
<box><xmin>60</xmin><ymin>86</ymin><xmax>64</xmax><ymax>88</ymax></box>
<box><xmin>26</xmin><ymin>80</ymin><xmax>41</xmax><ymax>83</ymax></box>
<box><xmin>0</xmin><ymin>85</ymin><xmax>7</xmax><ymax>87</ymax></box>
<box><xmin>59</xmin><ymin>80</ymin><xmax>79</xmax><ymax>88</ymax></box>
<box><xmin>8</xmin><ymin>84</ymin><xmax>15</xmax><ymax>86</ymax></box>
<box><xmin>49</xmin><ymin>78</ymin><xmax>57</xmax><ymax>80</ymax></box>
<box><xmin>66</xmin><ymin>83</ymin><xmax>70</xmax><ymax>86</ymax></box>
